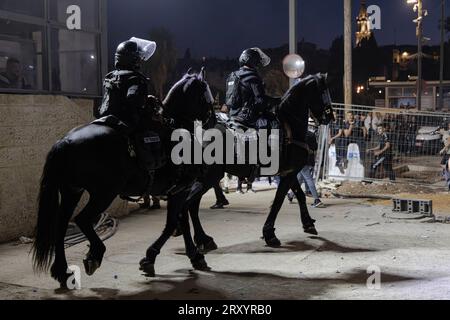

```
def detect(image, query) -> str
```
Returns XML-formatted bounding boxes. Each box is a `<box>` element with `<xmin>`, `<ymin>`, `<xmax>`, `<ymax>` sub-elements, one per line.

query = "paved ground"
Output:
<box><xmin>1</xmin><ymin>188</ymin><xmax>450</xmax><ymax>300</ymax></box>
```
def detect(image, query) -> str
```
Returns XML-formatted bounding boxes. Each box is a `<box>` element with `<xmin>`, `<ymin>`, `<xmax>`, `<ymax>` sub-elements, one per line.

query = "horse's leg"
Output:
<box><xmin>190</xmin><ymin>197</ymin><xmax>218</xmax><ymax>253</ymax></box>
<box><xmin>189</xmin><ymin>167</ymin><xmax>223</xmax><ymax>252</ymax></box>
<box><xmin>180</xmin><ymin>206</ymin><xmax>209</xmax><ymax>271</ymax></box>
<box><xmin>50</xmin><ymin>188</ymin><xmax>83</xmax><ymax>287</ymax></box>
<box><xmin>140</xmin><ymin>191</ymin><xmax>188</xmax><ymax>277</ymax></box>
<box><xmin>291</xmin><ymin>179</ymin><xmax>318</xmax><ymax>235</ymax></box>
<box><xmin>74</xmin><ymin>191</ymin><xmax>116</xmax><ymax>276</ymax></box>
<box><xmin>262</xmin><ymin>174</ymin><xmax>295</xmax><ymax>247</ymax></box>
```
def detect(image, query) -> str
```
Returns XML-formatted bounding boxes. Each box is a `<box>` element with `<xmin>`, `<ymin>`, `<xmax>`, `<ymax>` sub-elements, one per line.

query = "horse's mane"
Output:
<box><xmin>162</xmin><ymin>73</ymin><xmax>200</xmax><ymax>118</ymax></box>
<box><xmin>161</xmin><ymin>71</ymin><xmax>214</xmax><ymax>128</ymax></box>
<box><xmin>280</xmin><ymin>74</ymin><xmax>321</xmax><ymax>109</ymax></box>
<box><xmin>163</xmin><ymin>72</ymin><xmax>204</xmax><ymax>105</ymax></box>
<box><xmin>281</xmin><ymin>74</ymin><xmax>318</xmax><ymax>104</ymax></box>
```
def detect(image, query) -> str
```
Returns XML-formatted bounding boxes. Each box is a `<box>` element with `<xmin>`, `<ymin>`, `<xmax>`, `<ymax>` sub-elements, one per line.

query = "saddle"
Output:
<box><xmin>92</xmin><ymin>115</ymin><xmax>131</xmax><ymax>135</ymax></box>
<box><xmin>92</xmin><ymin>115</ymin><xmax>166</xmax><ymax>172</ymax></box>
<box><xmin>215</xmin><ymin>113</ymin><xmax>283</xmax><ymax>177</ymax></box>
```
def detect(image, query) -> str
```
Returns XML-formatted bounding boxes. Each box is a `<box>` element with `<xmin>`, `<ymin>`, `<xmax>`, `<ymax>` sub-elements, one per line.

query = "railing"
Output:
<box><xmin>316</xmin><ymin>103</ymin><xmax>450</xmax><ymax>186</ymax></box>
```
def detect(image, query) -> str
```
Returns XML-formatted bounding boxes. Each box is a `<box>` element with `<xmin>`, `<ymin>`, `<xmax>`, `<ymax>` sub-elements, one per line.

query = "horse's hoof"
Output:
<box><xmin>139</xmin><ymin>258</ymin><xmax>156</xmax><ymax>277</ymax></box>
<box><xmin>51</xmin><ymin>264</ymin><xmax>72</xmax><ymax>287</ymax></box>
<box><xmin>197</xmin><ymin>239</ymin><xmax>218</xmax><ymax>254</ymax></box>
<box><xmin>191</xmin><ymin>254</ymin><xmax>210</xmax><ymax>271</ymax></box>
<box><xmin>83</xmin><ymin>258</ymin><xmax>101</xmax><ymax>276</ymax></box>
<box><xmin>56</xmin><ymin>276</ymin><xmax>70</xmax><ymax>290</ymax></box>
<box><xmin>264</xmin><ymin>236</ymin><xmax>281</xmax><ymax>247</ymax></box>
<box><xmin>263</xmin><ymin>228</ymin><xmax>281</xmax><ymax>247</ymax></box>
<box><xmin>304</xmin><ymin>225</ymin><xmax>318</xmax><ymax>236</ymax></box>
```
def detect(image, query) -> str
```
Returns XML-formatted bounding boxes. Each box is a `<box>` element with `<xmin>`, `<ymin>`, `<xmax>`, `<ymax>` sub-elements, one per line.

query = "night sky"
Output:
<box><xmin>108</xmin><ymin>0</ymin><xmax>450</xmax><ymax>59</ymax></box>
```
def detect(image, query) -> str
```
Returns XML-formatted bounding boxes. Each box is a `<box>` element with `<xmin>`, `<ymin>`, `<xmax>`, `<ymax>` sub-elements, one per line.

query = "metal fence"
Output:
<box><xmin>317</xmin><ymin>103</ymin><xmax>450</xmax><ymax>186</ymax></box>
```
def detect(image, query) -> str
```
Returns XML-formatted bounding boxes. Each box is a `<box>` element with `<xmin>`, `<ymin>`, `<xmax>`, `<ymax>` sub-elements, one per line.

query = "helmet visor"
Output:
<box><xmin>130</xmin><ymin>37</ymin><xmax>157</xmax><ymax>61</ymax></box>
<box><xmin>251</xmin><ymin>47</ymin><xmax>271</xmax><ymax>67</ymax></box>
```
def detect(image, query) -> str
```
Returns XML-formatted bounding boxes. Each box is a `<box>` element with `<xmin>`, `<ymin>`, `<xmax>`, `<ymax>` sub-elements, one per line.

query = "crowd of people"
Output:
<box><xmin>328</xmin><ymin>110</ymin><xmax>450</xmax><ymax>184</ymax></box>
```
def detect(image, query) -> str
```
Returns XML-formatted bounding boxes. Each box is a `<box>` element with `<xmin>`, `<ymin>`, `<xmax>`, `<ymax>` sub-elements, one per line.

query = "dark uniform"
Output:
<box><xmin>229</xmin><ymin>67</ymin><xmax>278</xmax><ymax>125</ymax></box>
<box><xmin>98</xmin><ymin>39</ymin><xmax>164</xmax><ymax>173</ymax></box>
<box><xmin>228</xmin><ymin>48</ymin><xmax>280</xmax><ymax>127</ymax></box>
<box><xmin>369</xmin><ymin>131</ymin><xmax>395</xmax><ymax>181</ymax></box>
<box><xmin>99</xmin><ymin>70</ymin><xmax>149</xmax><ymax>130</ymax></box>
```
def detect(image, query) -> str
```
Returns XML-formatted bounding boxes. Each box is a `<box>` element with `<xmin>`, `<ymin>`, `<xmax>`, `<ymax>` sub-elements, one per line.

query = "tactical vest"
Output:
<box><xmin>98</xmin><ymin>70</ymin><xmax>148</xmax><ymax>125</ymax></box>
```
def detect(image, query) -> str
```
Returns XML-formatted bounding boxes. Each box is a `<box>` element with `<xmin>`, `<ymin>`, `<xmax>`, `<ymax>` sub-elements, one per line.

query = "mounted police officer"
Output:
<box><xmin>98</xmin><ymin>37</ymin><xmax>165</xmax><ymax>177</ymax></box>
<box><xmin>99</xmin><ymin>37</ymin><xmax>157</xmax><ymax>128</ymax></box>
<box><xmin>226</xmin><ymin>47</ymin><xmax>280</xmax><ymax>128</ymax></box>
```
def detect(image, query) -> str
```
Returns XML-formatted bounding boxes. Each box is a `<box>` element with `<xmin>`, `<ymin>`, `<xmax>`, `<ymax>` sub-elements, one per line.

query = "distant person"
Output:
<box><xmin>439</xmin><ymin>127</ymin><xmax>450</xmax><ymax>191</ymax></box>
<box><xmin>364</xmin><ymin>112</ymin><xmax>374</xmax><ymax>140</ymax></box>
<box><xmin>371</xmin><ymin>112</ymin><xmax>383</xmax><ymax>132</ymax></box>
<box><xmin>367</xmin><ymin>123</ymin><xmax>396</xmax><ymax>181</ymax></box>
<box><xmin>0</xmin><ymin>57</ymin><xmax>30</xmax><ymax>89</ymax></box>
<box><xmin>210</xmin><ymin>181</ymin><xmax>230</xmax><ymax>209</ymax></box>
<box><xmin>237</xmin><ymin>177</ymin><xmax>255</xmax><ymax>193</ymax></box>
<box><xmin>329</xmin><ymin>111</ymin><xmax>345</xmax><ymax>173</ymax></box>
<box><xmin>343</xmin><ymin>112</ymin><xmax>366</xmax><ymax>165</ymax></box>
<box><xmin>288</xmin><ymin>130</ymin><xmax>324</xmax><ymax>208</ymax></box>
<box><xmin>406</xmin><ymin>115</ymin><xmax>418</xmax><ymax>154</ymax></box>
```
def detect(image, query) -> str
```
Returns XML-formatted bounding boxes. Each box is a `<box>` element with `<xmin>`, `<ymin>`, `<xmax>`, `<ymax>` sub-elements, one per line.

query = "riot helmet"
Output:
<box><xmin>115</xmin><ymin>37</ymin><xmax>156</xmax><ymax>71</ymax></box>
<box><xmin>239</xmin><ymin>47</ymin><xmax>271</xmax><ymax>69</ymax></box>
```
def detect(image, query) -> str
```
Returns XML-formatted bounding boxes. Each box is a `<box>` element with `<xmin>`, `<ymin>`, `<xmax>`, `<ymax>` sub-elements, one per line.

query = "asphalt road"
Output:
<box><xmin>1</xmin><ymin>188</ymin><xmax>450</xmax><ymax>300</ymax></box>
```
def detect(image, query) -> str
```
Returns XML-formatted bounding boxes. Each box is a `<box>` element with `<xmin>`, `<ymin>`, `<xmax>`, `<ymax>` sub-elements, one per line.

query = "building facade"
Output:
<box><xmin>369</xmin><ymin>79</ymin><xmax>450</xmax><ymax>111</ymax></box>
<box><xmin>0</xmin><ymin>0</ymin><xmax>129</xmax><ymax>243</ymax></box>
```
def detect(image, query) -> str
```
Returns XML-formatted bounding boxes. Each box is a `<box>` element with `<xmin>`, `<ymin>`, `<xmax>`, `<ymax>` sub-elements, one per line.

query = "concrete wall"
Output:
<box><xmin>0</xmin><ymin>94</ymin><xmax>129</xmax><ymax>243</ymax></box>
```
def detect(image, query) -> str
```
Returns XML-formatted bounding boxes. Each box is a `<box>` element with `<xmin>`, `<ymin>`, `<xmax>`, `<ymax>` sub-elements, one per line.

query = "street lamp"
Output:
<box><xmin>289</xmin><ymin>0</ymin><xmax>298</xmax><ymax>87</ymax></box>
<box><xmin>406</xmin><ymin>0</ymin><xmax>428</xmax><ymax>111</ymax></box>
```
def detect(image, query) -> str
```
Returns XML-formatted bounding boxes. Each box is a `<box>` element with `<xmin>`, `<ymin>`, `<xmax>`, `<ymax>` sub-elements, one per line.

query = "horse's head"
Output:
<box><xmin>284</xmin><ymin>73</ymin><xmax>335</xmax><ymax>126</ymax></box>
<box><xmin>163</xmin><ymin>68</ymin><xmax>215</xmax><ymax>131</ymax></box>
<box><xmin>306</xmin><ymin>73</ymin><xmax>334</xmax><ymax>125</ymax></box>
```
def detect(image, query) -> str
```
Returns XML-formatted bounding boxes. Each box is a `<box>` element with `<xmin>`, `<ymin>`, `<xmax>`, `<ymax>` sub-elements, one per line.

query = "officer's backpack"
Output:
<box><xmin>225</xmin><ymin>72</ymin><xmax>242</xmax><ymax>110</ymax></box>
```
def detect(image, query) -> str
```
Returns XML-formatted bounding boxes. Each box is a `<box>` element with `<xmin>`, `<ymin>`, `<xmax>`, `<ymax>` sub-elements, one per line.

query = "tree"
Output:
<box><xmin>141</xmin><ymin>28</ymin><xmax>177</xmax><ymax>99</ymax></box>
<box><xmin>263</xmin><ymin>69</ymin><xmax>289</xmax><ymax>97</ymax></box>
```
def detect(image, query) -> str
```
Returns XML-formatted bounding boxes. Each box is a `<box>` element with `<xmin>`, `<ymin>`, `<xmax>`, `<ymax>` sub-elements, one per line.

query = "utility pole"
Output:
<box><xmin>289</xmin><ymin>0</ymin><xmax>298</xmax><ymax>87</ymax></box>
<box><xmin>417</xmin><ymin>0</ymin><xmax>424</xmax><ymax>111</ymax></box>
<box><xmin>439</xmin><ymin>0</ymin><xmax>445</xmax><ymax>110</ymax></box>
<box><xmin>408</xmin><ymin>0</ymin><xmax>428</xmax><ymax>110</ymax></box>
<box><xmin>344</xmin><ymin>0</ymin><xmax>353</xmax><ymax>109</ymax></box>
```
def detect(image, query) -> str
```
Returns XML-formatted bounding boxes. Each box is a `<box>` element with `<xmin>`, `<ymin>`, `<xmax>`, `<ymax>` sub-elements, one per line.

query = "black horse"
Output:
<box><xmin>32</xmin><ymin>71</ymin><xmax>214</xmax><ymax>286</ymax></box>
<box><xmin>185</xmin><ymin>74</ymin><xmax>334</xmax><ymax>252</ymax></box>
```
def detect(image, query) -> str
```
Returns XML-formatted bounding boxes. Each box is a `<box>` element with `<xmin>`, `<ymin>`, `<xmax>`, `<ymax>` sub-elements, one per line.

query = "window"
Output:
<box><xmin>0</xmin><ymin>19</ymin><xmax>45</xmax><ymax>90</ymax></box>
<box><xmin>0</xmin><ymin>0</ymin><xmax>105</xmax><ymax>96</ymax></box>
<box><xmin>51</xmin><ymin>29</ymin><xmax>99</xmax><ymax>94</ymax></box>
<box><xmin>403</xmin><ymin>87</ymin><xmax>416</xmax><ymax>97</ymax></box>
<box><xmin>387</xmin><ymin>87</ymin><xmax>403</xmax><ymax>97</ymax></box>
<box><xmin>0</xmin><ymin>0</ymin><xmax>45</xmax><ymax>17</ymax></box>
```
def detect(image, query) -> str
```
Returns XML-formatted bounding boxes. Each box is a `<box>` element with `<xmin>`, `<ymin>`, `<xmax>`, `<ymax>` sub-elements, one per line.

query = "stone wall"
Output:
<box><xmin>0</xmin><ymin>94</ymin><xmax>129</xmax><ymax>243</ymax></box>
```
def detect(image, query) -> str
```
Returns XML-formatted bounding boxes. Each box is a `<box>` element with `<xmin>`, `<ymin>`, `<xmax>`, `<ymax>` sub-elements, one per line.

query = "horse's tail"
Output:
<box><xmin>32</xmin><ymin>141</ymin><xmax>67</xmax><ymax>273</ymax></box>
